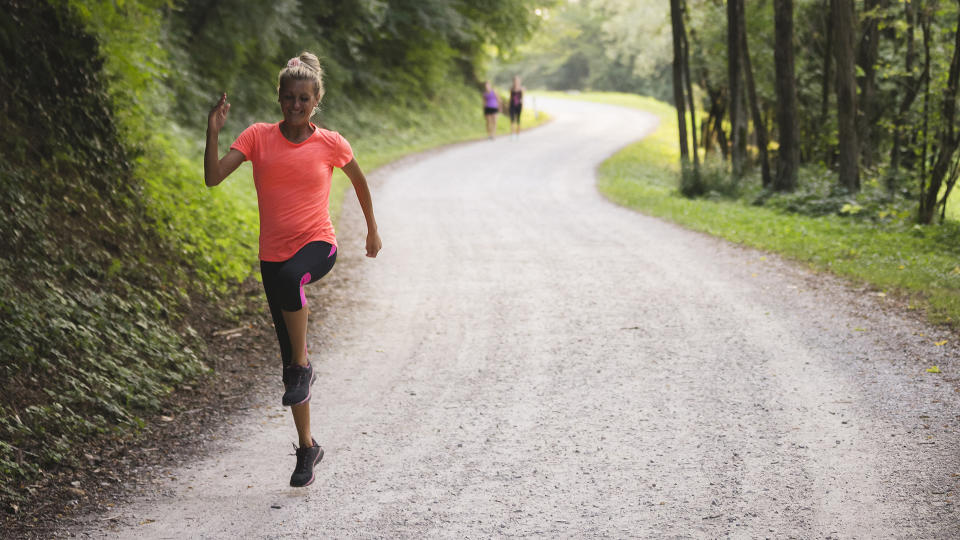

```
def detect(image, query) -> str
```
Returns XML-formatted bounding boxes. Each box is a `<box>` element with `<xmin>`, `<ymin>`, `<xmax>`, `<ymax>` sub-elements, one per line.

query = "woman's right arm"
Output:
<box><xmin>205</xmin><ymin>93</ymin><xmax>245</xmax><ymax>187</ymax></box>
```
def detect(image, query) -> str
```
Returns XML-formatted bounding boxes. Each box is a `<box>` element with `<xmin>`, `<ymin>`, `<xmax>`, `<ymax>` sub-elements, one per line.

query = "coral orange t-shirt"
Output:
<box><xmin>231</xmin><ymin>122</ymin><xmax>353</xmax><ymax>262</ymax></box>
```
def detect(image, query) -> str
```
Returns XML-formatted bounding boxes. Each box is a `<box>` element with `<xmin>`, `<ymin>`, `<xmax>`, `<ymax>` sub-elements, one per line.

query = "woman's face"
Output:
<box><xmin>279</xmin><ymin>79</ymin><xmax>320</xmax><ymax>127</ymax></box>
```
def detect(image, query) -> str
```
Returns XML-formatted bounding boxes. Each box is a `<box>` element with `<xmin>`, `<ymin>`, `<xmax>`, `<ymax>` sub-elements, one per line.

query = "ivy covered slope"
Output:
<box><xmin>0</xmin><ymin>0</ymin><xmax>544</xmax><ymax>505</ymax></box>
<box><xmin>0</xmin><ymin>2</ymin><xmax>209</xmax><ymax>501</ymax></box>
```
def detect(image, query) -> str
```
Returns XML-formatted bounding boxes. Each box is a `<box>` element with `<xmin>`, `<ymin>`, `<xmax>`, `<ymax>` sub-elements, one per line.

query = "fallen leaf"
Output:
<box><xmin>927</xmin><ymin>366</ymin><xmax>941</xmax><ymax>374</ymax></box>
<box><xmin>160</xmin><ymin>415</ymin><xmax>174</xmax><ymax>422</ymax></box>
<box><xmin>934</xmin><ymin>340</ymin><xmax>948</xmax><ymax>346</ymax></box>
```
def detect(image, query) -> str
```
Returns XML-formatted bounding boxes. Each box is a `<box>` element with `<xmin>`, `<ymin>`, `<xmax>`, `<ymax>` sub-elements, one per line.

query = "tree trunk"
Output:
<box><xmin>703</xmin><ymin>83</ymin><xmax>728</xmax><ymax>157</ymax></box>
<box><xmin>682</xmin><ymin>25</ymin><xmax>700</xmax><ymax>170</ymax></box>
<box><xmin>856</xmin><ymin>0</ymin><xmax>881</xmax><ymax>168</ymax></box>
<box><xmin>820</xmin><ymin>1</ymin><xmax>833</xmax><ymax>165</ymax></box>
<box><xmin>774</xmin><ymin>0</ymin><xmax>799</xmax><ymax>191</ymax></box>
<box><xmin>819</xmin><ymin>1</ymin><xmax>832</xmax><ymax>126</ymax></box>
<box><xmin>889</xmin><ymin>0</ymin><xmax>918</xmax><ymax>177</ymax></box>
<box><xmin>727</xmin><ymin>0</ymin><xmax>747</xmax><ymax>177</ymax></box>
<box><xmin>920</xmin><ymin>12</ymin><xmax>932</xmax><ymax>186</ymax></box>
<box><xmin>919</xmin><ymin>2</ymin><xmax>960</xmax><ymax>224</ymax></box>
<box><xmin>832</xmin><ymin>0</ymin><xmax>860</xmax><ymax>192</ymax></box>
<box><xmin>740</xmin><ymin>8</ymin><xmax>770</xmax><ymax>187</ymax></box>
<box><xmin>670</xmin><ymin>0</ymin><xmax>689</xmax><ymax>163</ymax></box>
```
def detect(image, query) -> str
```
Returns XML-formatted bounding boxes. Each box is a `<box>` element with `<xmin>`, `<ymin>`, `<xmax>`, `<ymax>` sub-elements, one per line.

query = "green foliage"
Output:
<box><xmin>492</xmin><ymin>0</ymin><xmax>672</xmax><ymax>100</ymax></box>
<box><xmin>0</xmin><ymin>1</ymin><xmax>209</xmax><ymax>497</ymax></box>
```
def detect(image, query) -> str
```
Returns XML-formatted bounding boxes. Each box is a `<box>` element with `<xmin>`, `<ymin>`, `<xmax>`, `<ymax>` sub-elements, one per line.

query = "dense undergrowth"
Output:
<box><xmin>0</xmin><ymin>1</ymin><xmax>210</xmax><ymax>502</ymax></box>
<box><xmin>0</xmin><ymin>0</ymin><xmax>543</xmax><ymax>506</ymax></box>
<box><xmin>550</xmin><ymin>91</ymin><xmax>960</xmax><ymax>326</ymax></box>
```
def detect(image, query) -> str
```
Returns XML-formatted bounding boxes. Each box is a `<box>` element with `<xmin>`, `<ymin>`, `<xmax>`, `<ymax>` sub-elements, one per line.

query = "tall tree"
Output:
<box><xmin>740</xmin><ymin>7</ymin><xmax>770</xmax><ymax>187</ymax></box>
<box><xmin>682</xmin><ymin>13</ymin><xmax>700</xmax><ymax>172</ymax></box>
<box><xmin>727</xmin><ymin>0</ymin><xmax>747</xmax><ymax>177</ymax></box>
<box><xmin>889</xmin><ymin>0</ymin><xmax>919</xmax><ymax>177</ymax></box>
<box><xmin>832</xmin><ymin>0</ymin><xmax>860</xmax><ymax>192</ymax></box>
<box><xmin>918</xmin><ymin>2</ymin><xmax>960</xmax><ymax>224</ymax></box>
<box><xmin>671</xmin><ymin>0</ymin><xmax>702</xmax><ymax>194</ymax></box>
<box><xmin>818</xmin><ymin>1</ymin><xmax>834</xmax><ymax>164</ymax></box>
<box><xmin>670</xmin><ymin>0</ymin><xmax>690</xmax><ymax>163</ymax></box>
<box><xmin>856</xmin><ymin>0</ymin><xmax>882</xmax><ymax>168</ymax></box>
<box><xmin>774</xmin><ymin>0</ymin><xmax>800</xmax><ymax>191</ymax></box>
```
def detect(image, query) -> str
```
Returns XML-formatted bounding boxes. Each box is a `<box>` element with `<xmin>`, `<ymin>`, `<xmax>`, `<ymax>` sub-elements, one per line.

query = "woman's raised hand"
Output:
<box><xmin>207</xmin><ymin>92</ymin><xmax>230</xmax><ymax>134</ymax></box>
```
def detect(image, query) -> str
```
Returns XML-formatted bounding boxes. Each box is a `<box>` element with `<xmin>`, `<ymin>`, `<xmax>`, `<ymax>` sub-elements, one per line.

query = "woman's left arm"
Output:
<box><xmin>341</xmin><ymin>158</ymin><xmax>382</xmax><ymax>258</ymax></box>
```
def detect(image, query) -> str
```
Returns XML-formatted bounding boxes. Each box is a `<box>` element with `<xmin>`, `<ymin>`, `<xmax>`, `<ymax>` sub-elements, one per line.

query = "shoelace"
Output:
<box><xmin>290</xmin><ymin>443</ymin><xmax>311</xmax><ymax>472</ymax></box>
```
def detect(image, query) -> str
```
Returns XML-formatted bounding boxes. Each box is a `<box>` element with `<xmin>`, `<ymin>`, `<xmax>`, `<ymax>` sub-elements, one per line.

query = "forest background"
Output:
<box><xmin>3</xmin><ymin>0</ymin><xmax>960</xmax><ymax>521</ymax></box>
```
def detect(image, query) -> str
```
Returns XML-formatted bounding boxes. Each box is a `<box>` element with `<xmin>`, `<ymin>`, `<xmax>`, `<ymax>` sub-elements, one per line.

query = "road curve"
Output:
<box><xmin>85</xmin><ymin>98</ymin><xmax>958</xmax><ymax>538</ymax></box>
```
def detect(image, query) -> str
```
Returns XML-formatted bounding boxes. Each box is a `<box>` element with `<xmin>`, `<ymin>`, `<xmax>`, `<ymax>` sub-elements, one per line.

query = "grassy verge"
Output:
<box><xmin>550</xmin><ymin>91</ymin><xmax>960</xmax><ymax>326</ymax></box>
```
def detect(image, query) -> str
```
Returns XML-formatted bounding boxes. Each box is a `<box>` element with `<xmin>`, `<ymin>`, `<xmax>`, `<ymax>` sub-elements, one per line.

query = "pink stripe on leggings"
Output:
<box><xmin>299</xmin><ymin>272</ymin><xmax>311</xmax><ymax>307</ymax></box>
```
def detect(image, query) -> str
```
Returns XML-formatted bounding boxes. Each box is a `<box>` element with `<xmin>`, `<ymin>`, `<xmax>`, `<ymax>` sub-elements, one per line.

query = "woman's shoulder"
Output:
<box><xmin>313</xmin><ymin>127</ymin><xmax>348</xmax><ymax>144</ymax></box>
<box><xmin>240</xmin><ymin>122</ymin><xmax>278</xmax><ymax>136</ymax></box>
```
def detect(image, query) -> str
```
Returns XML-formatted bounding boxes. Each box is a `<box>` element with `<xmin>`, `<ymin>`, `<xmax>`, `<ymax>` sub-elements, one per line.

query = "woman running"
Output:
<box><xmin>204</xmin><ymin>52</ymin><xmax>381</xmax><ymax>487</ymax></box>
<box><xmin>482</xmin><ymin>80</ymin><xmax>500</xmax><ymax>140</ymax></box>
<box><xmin>508</xmin><ymin>76</ymin><xmax>524</xmax><ymax>139</ymax></box>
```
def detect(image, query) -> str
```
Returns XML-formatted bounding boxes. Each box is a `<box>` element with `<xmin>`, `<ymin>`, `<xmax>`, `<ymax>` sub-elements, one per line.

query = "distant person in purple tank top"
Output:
<box><xmin>482</xmin><ymin>81</ymin><xmax>500</xmax><ymax>140</ymax></box>
<box><xmin>508</xmin><ymin>76</ymin><xmax>525</xmax><ymax>139</ymax></box>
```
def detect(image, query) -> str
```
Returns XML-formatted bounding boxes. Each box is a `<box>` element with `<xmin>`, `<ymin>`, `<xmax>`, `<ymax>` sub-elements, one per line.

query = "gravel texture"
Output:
<box><xmin>69</xmin><ymin>97</ymin><xmax>959</xmax><ymax>538</ymax></box>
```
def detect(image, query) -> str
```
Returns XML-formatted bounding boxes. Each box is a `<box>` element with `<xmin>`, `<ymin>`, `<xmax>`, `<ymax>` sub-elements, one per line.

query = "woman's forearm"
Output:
<box><xmin>204</xmin><ymin>130</ymin><xmax>223</xmax><ymax>187</ymax></box>
<box><xmin>343</xmin><ymin>159</ymin><xmax>378</xmax><ymax>231</ymax></box>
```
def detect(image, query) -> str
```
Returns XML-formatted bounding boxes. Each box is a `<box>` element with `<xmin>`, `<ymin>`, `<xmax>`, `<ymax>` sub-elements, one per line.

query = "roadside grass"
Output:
<box><xmin>547</xmin><ymin>91</ymin><xmax>960</xmax><ymax>327</ymax></box>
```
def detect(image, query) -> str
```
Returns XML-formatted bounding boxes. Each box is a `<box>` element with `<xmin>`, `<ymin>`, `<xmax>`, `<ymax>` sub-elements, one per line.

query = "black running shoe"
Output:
<box><xmin>282</xmin><ymin>362</ymin><xmax>316</xmax><ymax>406</ymax></box>
<box><xmin>290</xmin><ymin>438</ymin><xmax>323</xmax><ymax>487</ymax></box>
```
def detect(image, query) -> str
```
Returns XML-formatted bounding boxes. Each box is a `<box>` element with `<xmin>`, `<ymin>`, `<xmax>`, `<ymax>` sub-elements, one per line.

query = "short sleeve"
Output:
<box><xmin>230</xmin><ymin>124</ymin><xmax>258</xmax><ymax>161</ymax></box>
<box><xmin>331</xmin><ymin>132</ymin><xmax>354</xmax><ymax>168</ymax></box>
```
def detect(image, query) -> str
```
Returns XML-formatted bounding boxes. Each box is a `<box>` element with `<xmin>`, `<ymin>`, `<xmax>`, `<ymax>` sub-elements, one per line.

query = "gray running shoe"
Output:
<box><xmin>282</xmin><ymin>362</ymin><xmax>316</xmax><ymax>406</ymax></box>
<box><xmin>290</xmin><ymin>438</ymin><xmax>323</xmax><ymax>487</ymax></box>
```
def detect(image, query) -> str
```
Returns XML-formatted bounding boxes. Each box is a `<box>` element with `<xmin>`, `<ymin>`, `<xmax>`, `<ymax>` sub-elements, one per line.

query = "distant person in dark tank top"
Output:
<box><xmin>508</xmin><ymin>76</ymin><xmax>524</xmax><ymax>139</ymax></box>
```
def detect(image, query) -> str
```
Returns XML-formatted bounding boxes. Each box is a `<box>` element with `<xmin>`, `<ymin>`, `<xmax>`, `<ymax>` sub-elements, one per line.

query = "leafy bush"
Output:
<box><xmin>680</xmin><ymin>156</ymin><xmax>745</xmax><ymax>200</ymax></box>
<box><xmin>758</xmin><ymin>165</ymin><xmax>916</xmax><ymax>224</ymax></box>
<box><xmin>0</xmin><ymin>2</ymin><xmax>208</xmax><ymax>500</ymax></box>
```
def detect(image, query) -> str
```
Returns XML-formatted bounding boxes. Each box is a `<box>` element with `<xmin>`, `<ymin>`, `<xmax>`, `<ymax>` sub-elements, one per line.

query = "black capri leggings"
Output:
<box><xmin>260</xmin><ymin>241</ymin><xmax>337</xmax><ymax>368</ymax></box>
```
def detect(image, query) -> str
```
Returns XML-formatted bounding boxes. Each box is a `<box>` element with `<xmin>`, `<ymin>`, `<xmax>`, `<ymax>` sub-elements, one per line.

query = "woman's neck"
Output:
<box><xmin>279</xmin><ymin>121</ymin><xmax>314</xmax><ymax>143</ymax></box>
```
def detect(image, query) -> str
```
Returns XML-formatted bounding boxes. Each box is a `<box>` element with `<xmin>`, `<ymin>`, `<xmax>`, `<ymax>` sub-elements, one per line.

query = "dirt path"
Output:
<box><xmin>78</xmin><ymin>98</ymin><xmax>958</xmax><ymax>538</ymax></box>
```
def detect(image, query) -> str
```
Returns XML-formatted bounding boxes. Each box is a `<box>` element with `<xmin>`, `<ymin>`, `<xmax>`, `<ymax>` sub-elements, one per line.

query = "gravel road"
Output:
<box><xmin>84</xmin><ymin>98</ymin><xmax>958</xmax><ymax>538</ymax></box>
